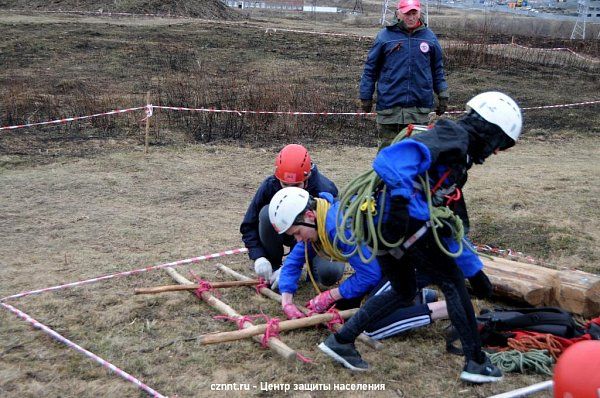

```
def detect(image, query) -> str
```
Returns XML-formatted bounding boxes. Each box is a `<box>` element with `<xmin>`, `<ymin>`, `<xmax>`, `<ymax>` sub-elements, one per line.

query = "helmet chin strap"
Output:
<box><xmin>293</xmin><ymin>221</ymin><xmax>317</xmax><ymax>229</ymax></box>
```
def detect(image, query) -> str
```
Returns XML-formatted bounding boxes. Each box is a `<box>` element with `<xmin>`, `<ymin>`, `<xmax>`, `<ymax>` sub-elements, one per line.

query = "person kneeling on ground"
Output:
<box><xmin>239</xmin><ymin>144</ymin><xmax>343</xmax><ymax>289</ymax></box>
<box><xmin>268</xmin><ymin>187</ymin><xmax>492</xmax><ymax>338</ymax></box>
<box><xmin>317</xmin><ymin>91</ymin><xmax>523</xmax><ymax>384</ymax></box>
<box><xmin>269</xmin><ymin>188</ymin><xmax>447</xmax><ymax>341</ymax></box>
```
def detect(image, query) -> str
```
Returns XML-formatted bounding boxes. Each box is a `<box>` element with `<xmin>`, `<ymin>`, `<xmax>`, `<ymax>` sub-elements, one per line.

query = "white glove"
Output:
<box><xmin>270</xmin><ymin>268</ymin><xmax>282</xmax><ymax>290</ymax></box>
<box><xmin>254</xmin><ymin>257</ymin><xmax>272</xmax><ymax>281</ymax></box>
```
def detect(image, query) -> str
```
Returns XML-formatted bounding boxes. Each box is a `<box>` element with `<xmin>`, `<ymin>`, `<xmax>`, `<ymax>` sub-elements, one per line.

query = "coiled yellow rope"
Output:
<box><xmin>303</xmin><ymin>197</ymin><xmax>347</xmax><ymax>294</ymax></box>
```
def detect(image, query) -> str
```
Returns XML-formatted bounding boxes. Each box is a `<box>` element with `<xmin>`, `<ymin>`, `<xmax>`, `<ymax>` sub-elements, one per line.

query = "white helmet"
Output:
<box><xmin>466</xmin><ymin>91</ymin><xmax>522</xmax><ymax>142</ymax></box>
<box><xmin>269</xmin><ymin>187</ymin><xmax>310</xmax><ymax>234</ymax></box>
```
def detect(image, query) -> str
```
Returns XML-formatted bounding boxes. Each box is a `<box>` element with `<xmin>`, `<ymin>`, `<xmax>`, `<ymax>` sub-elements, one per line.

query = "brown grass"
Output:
<box><xmin>0</xmin><ymin>5</ymin><xmax>598</xmax><ymax>398</ymax></box>
<box><xmin>1</xmin><ymin>141</ymin><xmax>598</xmax><ymax>397</ymax></box>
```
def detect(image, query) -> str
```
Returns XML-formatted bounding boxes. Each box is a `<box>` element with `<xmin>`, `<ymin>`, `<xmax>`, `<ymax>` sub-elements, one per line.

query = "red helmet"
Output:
<box><xmin>274</xmin><ymin>144</ymin><xmax>312</xmax><ymax>184</ymax></box>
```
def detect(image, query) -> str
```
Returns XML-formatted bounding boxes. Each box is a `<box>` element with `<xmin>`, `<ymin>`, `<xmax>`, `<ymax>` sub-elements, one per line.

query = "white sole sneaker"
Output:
<box><xmin>317</xmin><ymin>342</ymin><xmax>370</xmax><ymax>372</ymax></box>
<box><xmin>460</xmin><ymin>371</ymin><xmax>503</xmax><ymax>384</ymax></box>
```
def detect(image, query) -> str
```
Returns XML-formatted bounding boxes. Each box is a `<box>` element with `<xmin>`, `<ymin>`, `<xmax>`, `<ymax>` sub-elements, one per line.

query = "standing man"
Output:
<box><xmin>360</xmin><ymin>0</ymin><xmax>449</xmax><ymax>147</ymax></box>
<box><xmin>240</xmin><ymin>144</ymin><xmax>342</xmax><ymax>288</ymax></box>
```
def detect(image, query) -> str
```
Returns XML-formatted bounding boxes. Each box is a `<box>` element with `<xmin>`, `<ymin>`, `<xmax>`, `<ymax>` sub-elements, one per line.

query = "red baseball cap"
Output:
<box><xmin>397</xmin><ymin>0</ymin><xmax>421</xmax><ymax>13</ymax></box>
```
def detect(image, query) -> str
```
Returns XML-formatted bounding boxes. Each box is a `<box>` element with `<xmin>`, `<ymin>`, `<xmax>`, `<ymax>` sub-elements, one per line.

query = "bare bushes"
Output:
<box><xmin>154</xmin><ymin>72</ymin><xmax>373</xmax><ymax>145</ymax></box>
<box><xmin>444</xmin><ymin>41</ymin><xmax>600</xmax><ymax>72</ymax></box>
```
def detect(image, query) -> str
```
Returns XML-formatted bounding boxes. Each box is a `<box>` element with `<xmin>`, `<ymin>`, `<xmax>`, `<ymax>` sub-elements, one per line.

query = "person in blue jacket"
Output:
<box><xmin>360</xmin><ymin>0</ymin><xmax>449</xmax><ymax>148</ymax></box>
<box><xmin>240</xmin><ymin>144</ymin><xmax>343</xmax><ymax>288</ymax></box>
<box><xmin>268</xmin><ymin>188</ymin><xmax>445</xmax><ymax>334</ymax></box>
<box><xmin>318</xmin><ymin>91</ymin><xmax>523</xmax><ymax>384</ymax></box>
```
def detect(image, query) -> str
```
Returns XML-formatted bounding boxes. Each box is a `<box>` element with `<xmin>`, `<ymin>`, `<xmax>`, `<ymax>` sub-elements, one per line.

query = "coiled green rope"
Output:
<box><xmin>488</xmin><ymin>350</ymin><xmax>554</xmax><ymax>376</ymax></box>
<box><xmin>332</xmin><ymin>127</ymin><xmax>468</xmax><ymax>263</ymax></box>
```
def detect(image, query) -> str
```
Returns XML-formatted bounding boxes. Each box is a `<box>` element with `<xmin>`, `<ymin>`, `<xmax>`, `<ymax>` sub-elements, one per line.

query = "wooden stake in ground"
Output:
<box><xmin>197</xmin><ymin>309</ymin><xmax>358</xmax><ymax>345</ymax></box>
<box><xmin>134</xmin><ymin>280</ymin><xmax>260</xmax><ymax>295</ymax></box>
<box><xmin>214</xmin><ymin>263</ymin><xmax>384</xmax><ymax>350</ymax></box>
<box><xmin>144</xmin><ymin>91</ymin><xmax>150</xmax><ymax>154</ymax></box>
<box><xmin>164</xmin><ymin>267</ymin><xmax>297</xmax><ymax>362</ymax></box>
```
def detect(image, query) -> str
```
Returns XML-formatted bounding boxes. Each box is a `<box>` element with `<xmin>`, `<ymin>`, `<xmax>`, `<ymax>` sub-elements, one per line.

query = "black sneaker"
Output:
<box><xmin>460</xmin><ymin>356</ymin><xmax>503</xmax><ymax>384</ymax></box>
<box><xmin>318</xmin><ymin>334</ymin><xmax>370</xmax><ymax>372</ymax></box>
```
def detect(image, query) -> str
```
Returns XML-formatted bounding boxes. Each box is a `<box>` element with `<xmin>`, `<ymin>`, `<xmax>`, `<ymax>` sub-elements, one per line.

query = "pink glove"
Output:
<box><xmin>306</xmin><ymin>290</ymin><xmax>337</xmax><ymax>313</ymax></box>
<box><xmin>282</xmin><ymin>304</ymin><xmax>306</xmax><ymax>320</ymax></box>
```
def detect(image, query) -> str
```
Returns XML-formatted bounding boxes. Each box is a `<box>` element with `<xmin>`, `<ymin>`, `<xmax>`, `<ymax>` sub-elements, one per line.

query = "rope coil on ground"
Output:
<box><xmin>489</xmin><ymin>349</ymin><xmax>554</xmax><ymax>376</ymax></box>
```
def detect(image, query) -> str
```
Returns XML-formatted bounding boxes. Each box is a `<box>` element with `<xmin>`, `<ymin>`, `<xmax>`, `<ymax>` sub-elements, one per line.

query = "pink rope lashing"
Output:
<box><xmin>325</xmin><ymin>307</ymin><xmax>344</xmax><ymax>331</ymax></box>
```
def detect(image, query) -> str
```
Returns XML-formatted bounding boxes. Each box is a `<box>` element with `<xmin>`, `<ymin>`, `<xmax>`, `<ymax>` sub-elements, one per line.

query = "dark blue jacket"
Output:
<box><xmin>240</xmin><ymin>165</ymin><xmax>338</xmax><ymax>261</ymax></box>
<box><xmin>372</xmin><ymin>119</ymin><xmax>483</xmax><ymax>277</ymax></box>
<box><xmin>359</xmin><ymin>22</ymin><xmax>447</xmax><ymax>110</ymax></box>
<box><xmin>278</xmin><ymin>193</ymin><xmax>382</xmax><ymax>298</ymax></box>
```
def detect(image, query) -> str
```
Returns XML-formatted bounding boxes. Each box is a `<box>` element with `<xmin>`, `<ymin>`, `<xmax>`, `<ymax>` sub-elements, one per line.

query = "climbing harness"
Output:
<box><xmin>334</xmin><ymin>124</ymin><xmax>470</xmax><ymax>262</ymax></box>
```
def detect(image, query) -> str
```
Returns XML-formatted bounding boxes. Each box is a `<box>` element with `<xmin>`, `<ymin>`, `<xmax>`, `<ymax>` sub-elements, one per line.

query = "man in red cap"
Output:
<box><xmin>359</xmin><ymin>0</ymin><xmax>449</xmax><ymax>148</ymax></box>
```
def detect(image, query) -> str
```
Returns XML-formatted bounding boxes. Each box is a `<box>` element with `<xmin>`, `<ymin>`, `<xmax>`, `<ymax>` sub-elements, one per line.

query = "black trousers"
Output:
<box><xmin>336</xmin><ymin>226</ymin><xmax>485</xmax><ymax>364</ymax></box>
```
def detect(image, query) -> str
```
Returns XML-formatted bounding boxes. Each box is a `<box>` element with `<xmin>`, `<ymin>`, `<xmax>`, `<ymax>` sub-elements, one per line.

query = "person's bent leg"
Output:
<box><xmin>363</xmin><ymin>302</ymin><xmax>432</xmax><ymax>340</ymax></box>
<box><xmin>414</xmin><ymin>238</ymin><xmax>501</xmax><ymax>383</ymax></box>
<box><xmin>258</xmin><ymin>205</ymin><xmax>288</xmax><ymax>268</ymax></box>
<box><xmin>311</xmin><ymin>256</ymin><xmax>345</xmax><ymax>287</ymax></box>
<box><xmin>335</xmin><ymin>253</ymin><xmax>416</xmax><ymax>344</ymax></box>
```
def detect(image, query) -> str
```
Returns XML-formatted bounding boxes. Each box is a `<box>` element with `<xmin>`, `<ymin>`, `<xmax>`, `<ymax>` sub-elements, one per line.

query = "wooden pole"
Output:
<box><xmin>164</xmin><ymin>267</ymin><xmax>297</xmax><ymax>362</ymax></box>
<box><xmin>144</xmin><ymin>91</ymin><xmax>150</xmax><ymax>154</ymax></box>
<box><xmin>488</xmin><ymin>380</ymin><xmax>553</xmax><ymax>398</ymax></box>
<box><xmin>214</xmin><ymin>263</ymin><xmax>384</xmax><ymax>350</ymax></box>
<box><xmin>197</xmin><ymin>310</ymin><xmax>358</xmax><ymax>345</ymax></box>
<box><xmin>134</xmin><ymin>280</ymin><xmax>260</xmax><ymax>295</ymax></box>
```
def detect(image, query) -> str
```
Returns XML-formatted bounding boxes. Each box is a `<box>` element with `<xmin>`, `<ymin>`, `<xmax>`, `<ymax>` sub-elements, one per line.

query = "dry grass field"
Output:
<box><xmin>0</xmin><ymin>2</ymin><xmax>599</xmax><ymax>398</ymax></box>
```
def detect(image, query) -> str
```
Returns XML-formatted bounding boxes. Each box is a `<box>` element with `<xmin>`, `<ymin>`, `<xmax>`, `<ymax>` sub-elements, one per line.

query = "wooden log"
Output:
<box><xmin>134</xmin><ymin>280</ymin><xmax>260</xmax><ymax>295</ymax></box>
<box><xmin>214</xmin><ymin>263</ymin><xmax>384</xmax><ymax>350</ymax></box>
<box><xmin>197</xmin><ymin>309</ymin><xmax>358</xmax><ymax>345</ymax></box>
<box><xmin>555</xmin><ymin>269</ymin><xmax>600</xmax><ymax>318</ymax></box>
<box><xmin>164</xmin><ymin>267</ymin><xmax>297</xmax><ymax>362</ymax></box>
<box><xmin>481</xmin><ymin>257</ymin><xmax>600</xmax><ymax>318</ymax></box>
<box><xmin>482</xmin><ymin>257</ymin><xmax>555</xmax><ymax>306</ymax></box>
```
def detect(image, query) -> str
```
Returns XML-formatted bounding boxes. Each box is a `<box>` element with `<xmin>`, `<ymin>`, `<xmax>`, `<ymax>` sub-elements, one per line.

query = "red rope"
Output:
<box><xmin>507</xmin><ymin>334</ymin><xmax>564</xmax><ymax>360</ymax></box>
<box><xmin>296</xmin><ymin>352</ymin><xmax>314</xmax><ymax>363</ymax></box>
<box><xmin>444</xmin><ymin>187</ymin><xmax>462</xmax><ymax>206</ymax></box>
<box><xmin>325</xmin><ymin>307</ymin><xmax>344</xmax><ymax>331</ymax></box>
<box><xmin>431</xmin><ymin>169</ymin><xmax>452</xmax><ymax>194</ymax></box>
<box><xmin>255</xmin><ymin>277</ymin><xmax>268</xmax><ymax>295</ymax></box>
<box><xmin>189</xmin><ymin>270</ymin><xmax>220</xmax><ymax>298</ymax></box>
<box><xmin>213</xmin><ymin>314</ymin><xmax>257</xmax><ymax>330</ymax></box>
<box><xmin>260</xmin><ymin>317</ymin><xmax>281</xmax><ymax>348</ymax></box>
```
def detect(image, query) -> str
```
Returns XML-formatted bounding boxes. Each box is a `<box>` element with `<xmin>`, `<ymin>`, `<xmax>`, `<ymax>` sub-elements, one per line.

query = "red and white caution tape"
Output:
<box><xmin>1</xmin><ymin>302</ymin><xmax>167</xmax><ymax>398</ymax></box>
<box><xmin>474</xmin><ymin>243</ymin><xmax>539</xmax><ymax>264</ymax></box>
<box><xmin>156</xmin><ymin>100</ymin><xmax>600</xmax><ymax>117</ymax></box>
<box><xmin>1</xmin><ymin>99</ymin><xmax>598</xmax><ymax>133</ymax></box>
<box><xmin>264</xmin><ymin>27</ymin><xmax>371</xmax><ymax>40</ymax></box>
<box><xmin>0</xmin><ymin>106</ymin><xmax>146</xmax><ymax>131</ymax></box>
<box><xmin>0</xmin><ymin>247</ymin><xmax>247</xmax><ymax>302</ymax></box>
<box><xmin>521</xmin><ymin>100</ymin><xmax>600</xmax><ymax>110</ymax></box>
<box><xmin>153</xmin><ymin>105</ymin><xmax>370</xmax><ymax>116</ymax></box>
<box><xmin>510</xmin><ymin>42</ymin><xmax>600</xmax><ymax>63</ymax></box>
